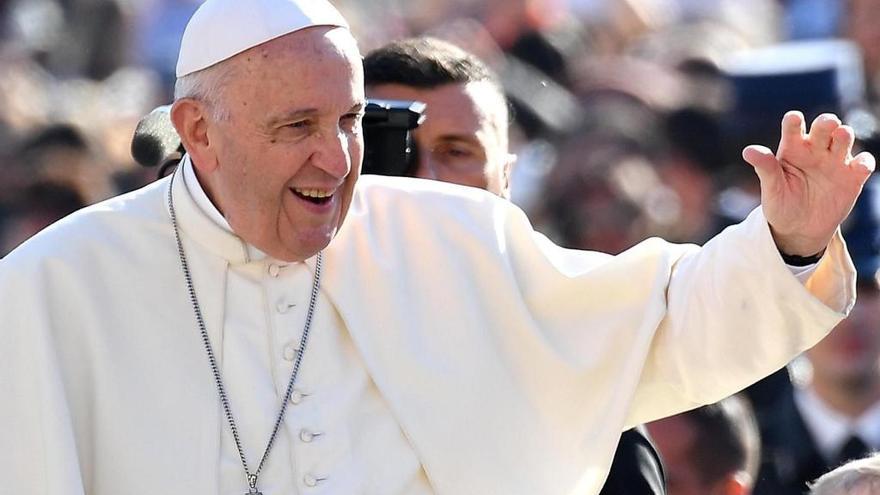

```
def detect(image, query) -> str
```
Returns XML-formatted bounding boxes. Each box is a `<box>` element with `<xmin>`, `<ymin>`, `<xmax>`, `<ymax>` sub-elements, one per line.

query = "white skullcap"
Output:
<box><xmin>176</xmin><ymin>0</ymin><xmax>349</xmax><ymax>78</ymax></box>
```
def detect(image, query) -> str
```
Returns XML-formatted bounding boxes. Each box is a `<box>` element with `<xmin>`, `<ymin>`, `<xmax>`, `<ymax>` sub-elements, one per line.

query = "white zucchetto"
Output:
<box><xmin>176</xmin><ymin>0</ymin><xmax>349</xmax><ymax>77</ymax></box>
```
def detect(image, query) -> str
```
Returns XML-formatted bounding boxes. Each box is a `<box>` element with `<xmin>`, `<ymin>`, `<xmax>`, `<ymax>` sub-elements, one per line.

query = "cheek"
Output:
<box><xmin>342</xmin><ymin>156</ymin><xmax>361</xmax><ymax>202</ymax></box>
<box><xmin>339</xmin><ymin>137</ymin><xmax>362</xmax><ymax>206</ymax></box>
<box><xmin>350</xmin><ymin>130</ymin><xmax>365</xmax><ymax>164</ymax></box>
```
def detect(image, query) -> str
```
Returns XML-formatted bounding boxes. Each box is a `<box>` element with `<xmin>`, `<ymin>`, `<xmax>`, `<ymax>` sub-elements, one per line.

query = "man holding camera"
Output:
<box><xmin>0</xmin><ymin>0</ymin><xmax>872</xmax><ymax>494</ymax></box>
<box><xmin>364</xmin><ymin>37</ymin><xmax>514</xmax><ymax>199</ymax></box>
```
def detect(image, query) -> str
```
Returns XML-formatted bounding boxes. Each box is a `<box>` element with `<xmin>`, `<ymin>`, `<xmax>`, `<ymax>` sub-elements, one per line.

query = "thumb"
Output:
<box><xmin>742</xmin><ymin>145</ymin><xmax>783</xmax><ymax>188</ymax></box>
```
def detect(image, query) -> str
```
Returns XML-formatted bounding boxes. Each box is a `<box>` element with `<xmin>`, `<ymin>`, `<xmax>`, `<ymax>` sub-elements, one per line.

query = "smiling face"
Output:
<box><xmin>367</xmin><ymin>80</ymin><xmax>511</xmax><ymax>197</ymax></box>
<box><xmin>174</xmin><ymin>26</ymin><xmax>365</xmax><ymax>262</ymax></box>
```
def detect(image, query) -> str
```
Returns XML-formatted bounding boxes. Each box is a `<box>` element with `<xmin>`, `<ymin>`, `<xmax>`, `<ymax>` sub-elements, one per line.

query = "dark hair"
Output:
<box><xmin>686</xmin><ymin>395</ymin><xmax>761</xmax><ymax>487</ymax></box>
<box><xmin>18</xmin><ymin>124</ymin><xmax>89</xmax><ymax>155</ymax></box>
<box><xmin>364</xmin><ymin>37</ymin><xmax>500</xmax><ymax>89</ymax></box>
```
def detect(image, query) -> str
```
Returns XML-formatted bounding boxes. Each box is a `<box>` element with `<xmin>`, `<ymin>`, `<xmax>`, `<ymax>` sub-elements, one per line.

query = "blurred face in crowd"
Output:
<box><xmin>846</xmin><ymin>0</ymin><xmax>880</xmax><ymax>77</ymax></box>
<box><xmin>172</xmin><ymin>27</ymin><xmax>365</xmax><ymax>262</ymax></box>
<box><xmin>367</xmin><ymin>81</ymin><xmax>513</xmax><ymax>198</ymax></box>
<box><xmin>539</xmin><ymin>133</ymin><xmax>673</xmax><ymax>254</ymax></box>
<box><xmin>648</xmin><ymin>416</ymin><xmax>750</xmax><ymax>495</ymax></box>
<box><xmin>649</xmin><ymin>415</ymin><xmax>710</xmax><ymax>495</ymax></box>
<box><xmin>808</xmin><ymin>281</ymin><xmax>880</xmax><ymax>390</ymax></box>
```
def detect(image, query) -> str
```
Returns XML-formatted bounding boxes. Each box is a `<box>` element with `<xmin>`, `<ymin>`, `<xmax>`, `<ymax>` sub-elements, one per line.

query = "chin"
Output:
<box><xmin>281</xmin><ymin>232</ymin><xmax>336</xmax><ymax>261</ymax></box>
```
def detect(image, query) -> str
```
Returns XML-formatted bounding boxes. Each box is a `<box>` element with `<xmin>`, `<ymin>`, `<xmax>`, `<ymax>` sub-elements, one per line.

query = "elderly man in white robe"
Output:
<box><xmin>0</xmin><ymin>0</ymin><xmax>874</xmax><ymax>494</ymax></box>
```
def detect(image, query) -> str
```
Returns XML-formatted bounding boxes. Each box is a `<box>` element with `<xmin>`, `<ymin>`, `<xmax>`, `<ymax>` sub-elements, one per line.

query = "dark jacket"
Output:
<box><xmin>753</xmin><ymin>389</ymin><xmax>828</xmax><ymax>495</ymax></box>
<box><xmin>600</xmin><ymin>427</ymin><xmax>666</xmax><ymax>495</ymax></box>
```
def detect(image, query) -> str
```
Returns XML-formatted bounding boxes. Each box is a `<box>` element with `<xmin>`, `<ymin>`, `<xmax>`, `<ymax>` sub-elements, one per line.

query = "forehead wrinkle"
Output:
<box><xmin>224</xmin><ymin>27</ymin><xmax>336</xmax><ymax>78</ymax></box>
<box><xmin>262</xmin><ymin>27</ymin><xmax>355</xmax><ymax>65</ymax></box>
<box><xmin>214</xmin><ymin>27</ymin><xmax>363</xmax><ymax>130</ymax></box>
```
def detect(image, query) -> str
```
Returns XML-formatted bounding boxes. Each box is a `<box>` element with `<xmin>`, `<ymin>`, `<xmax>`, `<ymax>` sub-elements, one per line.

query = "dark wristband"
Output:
<box><xmin>780</xmin><ymin>249</ymin><xmax>825</xmax><ymax>266</ymax></box>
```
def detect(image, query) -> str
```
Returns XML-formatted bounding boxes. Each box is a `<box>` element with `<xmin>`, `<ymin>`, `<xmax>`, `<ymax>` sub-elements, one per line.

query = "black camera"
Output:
<box><xmin>131</xmin><ymin>99</ymin><xmax>425</xmax><ymax>178</ymax></box>
<box><xmin>362</xmin><ymin>99</ymin><xmax>425</xmax><ymax>176</ymax></box>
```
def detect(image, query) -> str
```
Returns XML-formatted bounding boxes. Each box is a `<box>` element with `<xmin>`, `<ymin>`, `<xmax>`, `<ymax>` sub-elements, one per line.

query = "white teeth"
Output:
<box><xmin>294</xmin><ymin>188</ymin><xmax>333</xmax><ymax>198</ymax></box>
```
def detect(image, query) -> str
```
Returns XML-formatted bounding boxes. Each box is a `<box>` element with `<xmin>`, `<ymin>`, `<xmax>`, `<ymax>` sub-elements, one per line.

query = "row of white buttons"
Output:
<box><xmin>300</xmin><ymin>427</ymin><xmax>325</xmax><ymax>487</ymax></box>
<box><xmin>266</xmin><ymin>261</ymin><xmax>325</xmax><ymax>489</ymax></box>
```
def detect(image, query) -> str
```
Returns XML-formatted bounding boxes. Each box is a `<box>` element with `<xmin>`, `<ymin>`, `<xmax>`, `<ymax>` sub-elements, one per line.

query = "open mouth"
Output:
<box><xmin>292</xmin><ymin>187</ymin><xmax>334</xmax><ymax>205</ymax></box>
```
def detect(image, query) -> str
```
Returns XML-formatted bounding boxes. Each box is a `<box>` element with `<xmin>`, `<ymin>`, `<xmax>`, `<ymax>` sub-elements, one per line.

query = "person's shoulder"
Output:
<box><xmin>352</xmin><ymin>175</ymin><xmax>515</xmax><ymax>220</ymax></box>
<box><xmin>2</xmin><ymin>177</ymin><xmax>171</xmax><ymax>270</ymax></box>
<box><xmin>355</xmin><ymin>174</ymin><xmax>501</xmax><ymax>199</ymax></box>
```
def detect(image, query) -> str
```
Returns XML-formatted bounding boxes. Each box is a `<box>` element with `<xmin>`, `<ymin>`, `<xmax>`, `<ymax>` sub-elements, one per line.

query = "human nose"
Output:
<box><xmin>312</xmin><ymin>127</ymin><xmax>352</xmax><ymax>178</ymax></box>
<box><xmin>415</xmin><ymin>149</ymin><xmax>437</xmax><ymax>180</ymax></box>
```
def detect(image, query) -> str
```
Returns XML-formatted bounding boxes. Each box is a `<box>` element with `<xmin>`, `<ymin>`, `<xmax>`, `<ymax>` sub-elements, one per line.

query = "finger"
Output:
<box><xmin>830</xmin><ymin>125</ymin><xmax>855</xmax><ymax>163</ymax></box>
<box><xmin>743</xmin><ymin>144</ymin><xmax>782</xmax><ymax>187</ymax></box>
<box><xmin>850</xmin><ymin>151</ymin><xmax>877</xmax><ymax>180</ymax></box>
<box><xmin>780</xmin><ymin>110</ymin><xmax>806</xmax><ymax>145</ymax></box>
<box><xmin>808</xmin><ymin>113</ymin><xmax>841</xmax><ymax>151</ymax></box>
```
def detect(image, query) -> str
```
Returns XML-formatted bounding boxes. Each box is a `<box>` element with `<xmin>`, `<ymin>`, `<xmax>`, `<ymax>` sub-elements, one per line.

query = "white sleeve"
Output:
<box><xmin>624</xmin><ymin>208</ymin><xmax>854</xmax><ymax>426</ymax></box>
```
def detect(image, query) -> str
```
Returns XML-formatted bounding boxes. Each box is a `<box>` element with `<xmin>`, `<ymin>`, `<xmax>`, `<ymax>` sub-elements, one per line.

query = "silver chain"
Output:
<box><xmin>167</xmin><ymin>174</ymin><xmax>323</xmax><ymax>494</ymax></box>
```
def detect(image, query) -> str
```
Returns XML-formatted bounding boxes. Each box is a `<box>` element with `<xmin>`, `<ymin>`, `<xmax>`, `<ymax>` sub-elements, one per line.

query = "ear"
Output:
<box><xmin>170</xmin><ymin>99</ymin><xmax>219</xmax><ymax>175</ymax></box>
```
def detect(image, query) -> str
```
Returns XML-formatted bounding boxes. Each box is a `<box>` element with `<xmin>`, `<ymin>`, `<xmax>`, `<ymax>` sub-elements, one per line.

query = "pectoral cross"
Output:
<box><xmin>246</xmin><ymin>474</ymin><xmax>262</xmax><ymax>495</ymax></box>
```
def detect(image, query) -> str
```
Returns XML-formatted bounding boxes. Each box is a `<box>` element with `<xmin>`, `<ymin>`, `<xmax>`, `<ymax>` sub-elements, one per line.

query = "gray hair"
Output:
<box><xmin>810</xmin><ymin>454</ymin><xmax>880</xmax><ymax>495</ymax></box>
<box><xmin>173</xmin><ymin>61</ymin><xmax>235</xmax><ymax>120</ymax></box>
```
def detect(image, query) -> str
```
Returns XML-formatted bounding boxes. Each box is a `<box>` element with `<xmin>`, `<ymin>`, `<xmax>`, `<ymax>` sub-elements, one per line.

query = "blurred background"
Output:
<box><xmin>0</xmin><ymin>0</ymin><xmax>878</xmax><ymax>255</ymax></box>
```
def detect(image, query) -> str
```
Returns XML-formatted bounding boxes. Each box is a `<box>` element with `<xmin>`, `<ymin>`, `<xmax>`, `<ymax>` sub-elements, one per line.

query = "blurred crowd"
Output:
<box><xmin>2</xmin><ymin>0</ymin><xmax>879</xmax><ymax>253</ymax></box>
<box><xmin>2</xmin><ymin>0</ymin><xmax>880</xmax><ymax>493</ymax></box>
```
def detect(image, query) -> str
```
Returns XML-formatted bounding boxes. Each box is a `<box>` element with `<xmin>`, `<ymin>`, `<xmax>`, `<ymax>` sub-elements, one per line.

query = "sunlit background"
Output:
<box><xmin>1</xmin><ymin>0</ymin><xmax>878</xmax><ymax>256</ymax></box>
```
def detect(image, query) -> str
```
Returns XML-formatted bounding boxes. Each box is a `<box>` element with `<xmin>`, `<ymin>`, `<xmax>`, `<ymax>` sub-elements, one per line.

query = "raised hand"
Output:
<box><xmin>742</xmin><ymin>111</ymin><xmax>876</xmax><ymax>257</ymax></box>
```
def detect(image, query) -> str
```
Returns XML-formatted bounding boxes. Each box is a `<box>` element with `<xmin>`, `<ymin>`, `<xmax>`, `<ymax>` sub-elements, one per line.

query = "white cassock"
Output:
<box><xmin>0</xmin><ymin>160</ymin><xmax>856</xmax><ymax>495</ymax></box>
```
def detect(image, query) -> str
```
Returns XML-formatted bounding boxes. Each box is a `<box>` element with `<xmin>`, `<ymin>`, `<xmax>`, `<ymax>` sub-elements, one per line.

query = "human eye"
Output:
<box><xmin>445</xmin><ymin>146</ymin><xmax>473</xmax><ymax>158</ymax></box>
<box><xmin>340</xmin><ymin>112</ymin><xmax>363</xmax><ymax>133</ymax></box>
<box><xmin>434</xmin><ymin>143</ymin><xmax>476</xmax><ymax>162</ymax></box>
<box><xmin>276</xmin><ymin>119</ymin><xmax>316</xmax><ymax>141</ymax></box>
<box><xmin>286</xmin><ymin>119</ymin><xmax>312</xmax><ymax>130</ymax></box>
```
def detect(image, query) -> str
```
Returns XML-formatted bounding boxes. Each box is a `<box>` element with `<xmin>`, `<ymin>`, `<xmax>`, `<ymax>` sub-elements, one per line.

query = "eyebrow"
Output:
<box><xmin>435</xmin><ymin>134</ymin><xmax>481</xmax><ymax>146</ymax></box>
<box><xmin>267</xmin><ymin>108</ymin><xmax>318</xmax><ymax>127</ymax></box>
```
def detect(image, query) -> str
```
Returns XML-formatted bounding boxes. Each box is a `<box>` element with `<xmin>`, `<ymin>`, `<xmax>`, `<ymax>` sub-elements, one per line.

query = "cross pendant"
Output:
<box><xmin>246</xmin><ymin>474</ymin><xmax>262</xmax><ymax>495</ymax></box>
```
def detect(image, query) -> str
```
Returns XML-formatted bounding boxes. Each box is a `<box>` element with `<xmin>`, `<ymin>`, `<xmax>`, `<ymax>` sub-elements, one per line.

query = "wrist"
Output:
<box><xmin>779</xmin><ymin>249</ymin><xmax>825</xmax><ymax>266</ymax></box>
<box><xmin>769</xmin><ymin>226</ymin><xmax>829</xmax><ymax>261</ymax></box>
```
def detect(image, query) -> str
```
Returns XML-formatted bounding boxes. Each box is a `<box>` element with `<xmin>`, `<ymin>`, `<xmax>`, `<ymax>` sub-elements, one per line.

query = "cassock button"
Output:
<box><xmin>299</xmin><ymin>428</ymin><xmax>323</xmax><ymax>443</ymax></box>
<box><xmin>268</xmin><ymin>264</ymin><xmax>281</xmax><ymax>277</ymax></box>
<box><xmin>303</xmin><ymin>474</ymin><xmax>325</xmax><ymax>487</ymax></box>
<box><xmin>283</xmin><ymin>345</ymin><xmax>299</xmax><ymax>361</ymax></box>
<box><xmin>290</xmin><ymin>389</ymin><xmax>306</xmax><ymax>404</ymax></box>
